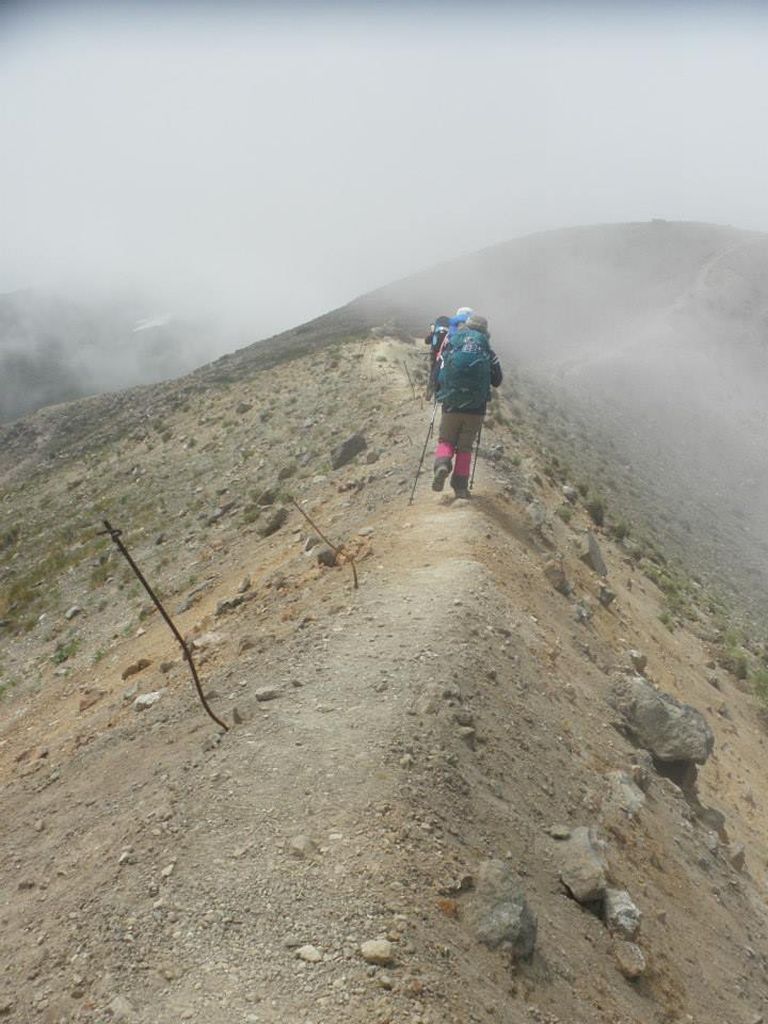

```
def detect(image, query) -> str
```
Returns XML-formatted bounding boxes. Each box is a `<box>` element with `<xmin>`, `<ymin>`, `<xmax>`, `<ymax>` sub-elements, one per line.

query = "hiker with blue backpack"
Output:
<box><xmin>432</xmin><ymin>312</ymin><xmax>502</xmax><ymax>499</ymax></box>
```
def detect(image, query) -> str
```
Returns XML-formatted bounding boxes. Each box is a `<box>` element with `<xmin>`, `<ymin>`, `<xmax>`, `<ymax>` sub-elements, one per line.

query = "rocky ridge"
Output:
<box><xmin>1</xmin><ymin>332</ymin><xmax>768</xmax><ymax>1022</ymax></box>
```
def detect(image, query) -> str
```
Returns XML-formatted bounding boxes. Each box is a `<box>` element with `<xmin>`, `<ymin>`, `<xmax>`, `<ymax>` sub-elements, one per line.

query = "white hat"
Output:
<box><xmin>455</xmin><ymin>306</ymin><xmax>473</xmax><ymax>317</ymax></box>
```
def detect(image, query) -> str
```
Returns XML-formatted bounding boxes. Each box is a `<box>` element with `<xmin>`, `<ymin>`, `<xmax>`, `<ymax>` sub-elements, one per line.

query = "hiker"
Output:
<box><xmin>424</xmin><ymin>315</ymin><xmax>450</xmax><ymax>397</ymax></box>
<box><xmin>447</xmin><ymin>305</ymin><xmax>474</xmax><ymax>339</ymax></box>
<box><xmin>432</xmin><ymin>312</ymin><xmax>502</xmax><ymax>498</ymax></box>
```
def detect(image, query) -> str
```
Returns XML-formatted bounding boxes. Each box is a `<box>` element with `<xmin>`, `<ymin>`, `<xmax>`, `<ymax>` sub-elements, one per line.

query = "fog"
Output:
<box><xmin>3</xmin><ymin>0</ymin><xmax>768</xmax><ymax>343</ymax></box>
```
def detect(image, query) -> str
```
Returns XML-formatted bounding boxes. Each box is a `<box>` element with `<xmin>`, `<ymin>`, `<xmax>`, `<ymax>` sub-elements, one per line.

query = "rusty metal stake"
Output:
<box><xmin>402</xmin><ymin>360</ymin><xmax>417</xmax><ymax>400</ymax></box>
<box><xmin>288</xmin><ymin>500</ymin><xmax>359</xmax><ymax>589</ymax></box>
<box><xmin>99</xmin><ymin>520</ymin><xmax>229</xmax><ymax>732</ymax></box>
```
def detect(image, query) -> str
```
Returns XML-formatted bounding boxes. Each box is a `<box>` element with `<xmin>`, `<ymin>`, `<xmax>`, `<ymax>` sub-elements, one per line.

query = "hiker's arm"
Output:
<box><xmin>490</xmin><ymin>350</ymin><xmax>503</xmax><ymax>388</ymax></box>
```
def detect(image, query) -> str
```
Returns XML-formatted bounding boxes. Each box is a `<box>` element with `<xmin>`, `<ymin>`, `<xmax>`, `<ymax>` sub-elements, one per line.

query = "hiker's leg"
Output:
<box><xmin>450</xmin><ymin>414</ymin><xmax>482</xmax><ymax>494</ymax></box>
<box><xmin>433</xmin><ymin>410</ymin><xmax>461</xmax><ymax>469</ymax></box>
<box><xmin>432</xmin><ymin>410</ymin><xmax>460</xmax><ymax>491</ymax></box>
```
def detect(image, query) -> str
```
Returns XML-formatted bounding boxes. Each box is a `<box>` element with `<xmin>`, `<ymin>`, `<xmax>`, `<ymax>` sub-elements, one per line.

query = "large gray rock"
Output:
<box><xmin>467</xmin><ymin>860</ymin><xmax>537</xmax><ymax>960</ymax></box>
<box><xmin>559</xmin><ymin>826</ymin><xmax>608</xmax><ymax>903</ymax></box>
<box><xmin>331</xmin><ymin>433</ymin><xmax>367</xmax><ymax>469</ymax></box>
<box><xmin>609</xmin><ymin>675</ymin><xmax>714</xmax><ymax>765</ymax></box>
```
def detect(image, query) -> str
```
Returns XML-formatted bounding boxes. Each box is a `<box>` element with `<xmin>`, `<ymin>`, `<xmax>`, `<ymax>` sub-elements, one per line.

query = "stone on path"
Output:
<box><xmin>296</xmin><ymin>945</ymin><xmax>322</xmax><ymax>963</ymax></box>
<box><xmin>360</xmin><ymin>939</ymin><xmax>395</xmax><ymax>966</ymax></box>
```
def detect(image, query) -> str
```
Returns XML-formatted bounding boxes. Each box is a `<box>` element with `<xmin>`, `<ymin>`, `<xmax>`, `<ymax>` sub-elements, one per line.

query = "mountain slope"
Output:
<box><xmin>2</xmin><ymin>333</ymin><xmax>768</xmax><ymax>1023</ymax></box>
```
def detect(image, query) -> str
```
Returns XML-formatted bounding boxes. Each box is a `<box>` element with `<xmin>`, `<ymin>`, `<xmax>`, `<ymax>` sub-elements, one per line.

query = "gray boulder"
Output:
<box><xmin>331</xmin><ymin>433</ymin><xmax>367</xmax><ymax>469</ymax></box>
<box><xmin>581</xmin><ymin>531</ymin><xmax>608</xmax><ymax>576</ymax></box>
<box><xmin>467</xmin><ymin>860</ymin><xmax>537</xmax><ymax>960</ymax></box>
<box><xmin>609</xmin><ymin>675</ymin><xmax>714</xmax><ymax>765</ymax></box>
<box><xmin>559</xmin><ymin>826</ymin><xmax>608</xmax><ymax>903</ymax></box>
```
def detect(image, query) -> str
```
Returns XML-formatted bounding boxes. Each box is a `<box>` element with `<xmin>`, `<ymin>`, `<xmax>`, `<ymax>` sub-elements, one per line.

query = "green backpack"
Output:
<box><xmin>437</xmin><ymin>329</ymin><xmax>491</xmax><ymax>409</ymax></box>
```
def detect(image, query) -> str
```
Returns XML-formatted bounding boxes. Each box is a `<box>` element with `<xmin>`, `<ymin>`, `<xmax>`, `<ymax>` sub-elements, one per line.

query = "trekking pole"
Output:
<box><xmin>469</xmin><ymin>423</ymin><xmax>483</xmax><ymax>491</ymax></box>
<box><xmin>408</xmin><ymin>397</ymin><xmax>439</xmax><ymax>505</ymax></box>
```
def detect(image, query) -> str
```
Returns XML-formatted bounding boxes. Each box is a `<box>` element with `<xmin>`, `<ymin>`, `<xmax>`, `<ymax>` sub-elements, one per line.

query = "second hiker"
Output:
<box><xmin>432</xmin><ymin>312</ymin><xmax>502</xmax><ymax>498</ymax></box>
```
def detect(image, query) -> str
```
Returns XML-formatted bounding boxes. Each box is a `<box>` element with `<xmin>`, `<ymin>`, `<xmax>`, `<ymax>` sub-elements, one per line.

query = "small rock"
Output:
<box><xmin>604</xmin><ymin>889</ymin><xmax>641</xmax><ymax>940</ymax></box>
<box><xmin>237</xmin><ymin>576</ymin><xmax>252</xmax><ymax>594</ymax></box>
<box><xmin>628</xmin><ymin>649</ymin><xmax>647</xmax><ymax>674</ymax></box>
<box><xmin>562</xmin><ymin>485</ymin><xmax>578</xmax><ymax>504</ymax></box>
<box><xmin>466</xmin><ymin>859</ymin><xmax>537</xmax><ymax>960</ymax></box>
<box><xmin>606</xmin><ymin>770</ymin><xmax>646</xmax><ymax>818</ymax></box>
<box><xmin>316</xmin><ymin>546</ymin><xmax>338</xmax><ymax>568</ymax></box>
<box><xmin>360</xmin><ymin>939</ymin><xmax>395</xmax><ymax>966</ymax></box>
<box><xmin>365</xmin><ymin>450</ymin><xmax>380</xmax><ymax>465</ymax></box>
<box><xmin>542</xmin><ymin>558</ymin><xmax>571</xmax><ymax>595</ymax></box>
<box><xmin>547</xmin><ymin>825</ymin><xmax>571</xmax><ymax>840</ymax></box>
<box><xmin>258</xmin><ymin>507</ymin><xmax>289</xmax><ymax>538</ymax></box>
<box><xmin>614</xmin><ymin>940</ymin><xmax>646</xmax><ymax>979</ymax></box>
<box><xmin>331</xmin><ymin>433</ymin><xmax>367</xmax><ymax>470</ymax></box>
<box><xmin>598</xmin><ymin>584</ymin><xmax>616</xmax><ymax>608</ymax></box>
<box><xmin>161</xmin><ymin>862</ymin><xmax>175</xmax><ymax>878</ymax></box>
<box><xmin>121</xmin><ymin>658</ymin><xmax>152</xmax><ymax>681</ymax></box>
<box><xmin>289</xmin><ymin>835</ymin><xmax>318</xmax><ymax>859</ymax></box>
<box><xmin>728</xmin><ymin>842</ymin><xmax>746</xmax><ymax>873</ymax></box>
<box><xmin>581</xmin><ymin>531</ymin><xmax>608</xmax><ymax>576</ymax></box>
<box><xmin>235</xmin><ymin>401</ymin><xmax>251</xmax><ymax>415</ymax></box>
<box><xmin>559</xmin><ymin>826</ymin><xmax>608</xmax><ymax>903</ymax></box>
<box><xmin>64</xmin><ymin>605</ymin><xmax>82</xmax><ymax>621</ymax></box>
<box><xmin>457</xmin><ymin>726</ymin><xmax>477</xmax><ymax>749</ymax></box>
<box><xmin>297</xmin><ymin>944</ymin><xmax>322</xmax><ymax>963</ymax></box>
<box><xmin>254</xmin><ymin>687</ymin><xmax>280</xmax><ymax>702</ymax></box>
<box><xmin>358</xmin><ymin>526</ymin><xmax>375</xmax><ymax>536</ymax></box>
<box><xmin>133</xmin><ymin>691</ymin><xmax>164</xmax><ymax>712</ymax></box>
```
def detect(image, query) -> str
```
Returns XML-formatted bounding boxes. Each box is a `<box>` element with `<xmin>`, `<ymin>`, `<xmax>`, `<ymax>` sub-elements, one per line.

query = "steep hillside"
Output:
<box><xmin>3</xmin><ymin>332</ymin><xmax>768</xmax><ymax>1023</ymax></box>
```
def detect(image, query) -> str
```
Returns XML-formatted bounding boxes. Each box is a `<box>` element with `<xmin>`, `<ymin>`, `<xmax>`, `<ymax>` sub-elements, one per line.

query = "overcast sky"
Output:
<box><xmin>3</xmin><ymin>0</ymin><xmax>768</xmax><ymax>341</ymax></box>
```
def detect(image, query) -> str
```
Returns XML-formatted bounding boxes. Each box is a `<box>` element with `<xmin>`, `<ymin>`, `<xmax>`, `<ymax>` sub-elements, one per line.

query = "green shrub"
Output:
<box><xmin>751</xmin><ymin>668</ymin><xmax>768</xmax><ymax>701</ymax></box>
<box><xmin>585</xmin><ymin>498</ymin><xmax>605</xmax><ymax>527</ymax></box>
<box><xmin>52</xmin><ymin>638</ymin><xmax>80</xmax><ymax>665</ymax></box>
<box><xmin>555</xmin><ymin>504</ymin><xmax>574</xmax><ymax>524</ymax></box>
<box><xmin>610</xmin><ymin>519</ymin><xmax>630</xmax><ymax>541</ymax></box>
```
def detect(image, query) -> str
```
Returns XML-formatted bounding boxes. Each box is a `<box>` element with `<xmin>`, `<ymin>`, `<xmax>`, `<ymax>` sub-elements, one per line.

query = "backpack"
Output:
<box><xmin>428</xmin><ymin>316</ymin><xmax>450</xmax><ymax>354</ymax></box>
<box><xmin>437</xmin><ymin>328</ymin><xmax>491</xmax><ymax>409</ymax></box>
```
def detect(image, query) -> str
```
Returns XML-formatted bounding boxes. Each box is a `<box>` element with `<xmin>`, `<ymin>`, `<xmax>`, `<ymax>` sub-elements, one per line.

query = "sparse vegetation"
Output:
<box><xmin>585</xmin><ymin>497</ymin><xmax>605</xmax><ymax>527</ymax></box>
<box><xmin>51</xmin><ymin>637</ymin><xmax>80</xmax><ymax>665</ymax></box>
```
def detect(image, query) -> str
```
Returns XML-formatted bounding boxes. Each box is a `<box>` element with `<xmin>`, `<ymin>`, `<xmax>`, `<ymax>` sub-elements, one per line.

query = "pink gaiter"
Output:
<box><xmin>454</xmin><ymin>450</ymin><xmax>472</xmax><ymax>476</ymax></box>
<box><xmin>435</xmin><ymin>441</ymin><xmax>455</xmax><ymax>459</ymax></box>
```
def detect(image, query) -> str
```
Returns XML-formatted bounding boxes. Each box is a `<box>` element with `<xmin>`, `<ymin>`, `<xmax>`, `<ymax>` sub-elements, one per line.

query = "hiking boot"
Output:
<box><xmin>432</xmin><ymin>465</ymin><xmax>450</xmax><ymax>492</ymax></box>
<box><xmin>453</xmin><ymin>487</ymin><xmax>471</xmax><ymax>500</ymax></box>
